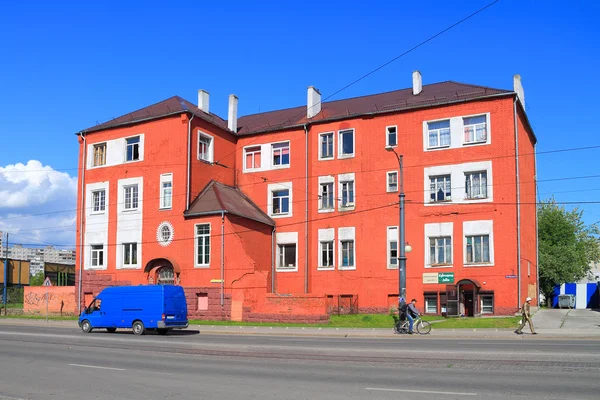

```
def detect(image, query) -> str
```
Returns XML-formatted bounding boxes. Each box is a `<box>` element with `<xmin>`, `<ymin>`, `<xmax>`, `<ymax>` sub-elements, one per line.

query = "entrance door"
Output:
<box><xmin>464</xmin><ymin>292</ymin><xmax>474</xmax><ymax>317</ymax></box>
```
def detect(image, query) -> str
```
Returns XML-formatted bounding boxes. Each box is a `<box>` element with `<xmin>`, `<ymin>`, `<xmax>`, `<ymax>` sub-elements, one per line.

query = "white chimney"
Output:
<box><xmin>228</xmin><ymin>94</ymin><xmax>238</xmax><ymax>133</ymax></box>
<box><xmin>513</xmin><ymin>74</ymin><xmax>525</xmax><ymax>109</ymax></box>
<box><xmin>412</xmin><ymin>70</ymin><xmax>422</xmax><ymax>95</ymax></box>
<box><xmin>198</xmin><ymin>89</ymin><xmax>209</xmax><ymax>113</ymax></box>
<box><xmin>307</xmin><ymin>86</ymin><xmax>321</xmax><ymax>119</ymax></box>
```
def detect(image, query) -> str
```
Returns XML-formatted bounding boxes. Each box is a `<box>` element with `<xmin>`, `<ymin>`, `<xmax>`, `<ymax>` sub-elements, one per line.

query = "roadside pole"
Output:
<box><xmin>43</xmin><ymin>277</ymin><xmax>52</xmax><ymax>322</ymax></box>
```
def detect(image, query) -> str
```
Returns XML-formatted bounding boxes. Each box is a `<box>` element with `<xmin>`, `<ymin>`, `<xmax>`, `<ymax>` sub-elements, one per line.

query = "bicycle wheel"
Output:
<box><xmin>393</xmin><ymin>321</ymin><xmax>402</xmax><ymax>334</ymax></box>
<box><xmin>416</xmin><ymin>320</ymin><xmax>431</xmax><ymax>335</ymax></box>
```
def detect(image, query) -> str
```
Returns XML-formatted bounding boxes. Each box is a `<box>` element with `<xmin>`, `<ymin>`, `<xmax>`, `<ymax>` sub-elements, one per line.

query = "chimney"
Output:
<box><xmin>412</xmin><ymin>71</ymin><xmax>422</xmax><ymax>95</ymax></box>
<box><xmin>513</xmin><ymin>74</ymin><xmax>525</xmax><ymax>109</ymax></box>
<box><xmin>197</xmin><ymin>89</ymin><xmax>209</xmax><ymax>113</ymax></box>
<box><xmin>307</xmin><ymin>86</ymin><xmax>321</xmax><ymax>119</ymax></box>
<box><xmin>228</xmin><ymin>94</ymin><xmax>238</xmax><ymax>133</ymax></box>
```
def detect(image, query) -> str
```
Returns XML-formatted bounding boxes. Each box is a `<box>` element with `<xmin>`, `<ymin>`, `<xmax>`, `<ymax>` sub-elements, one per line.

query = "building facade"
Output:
<box><xmin>1</xmin><ymin>243</ymin><xmax>76</xmax><ymax>276</ymax></box>
<box><xmin>75</xmin><ymin>72</ymin><xmax>537</xmax><ymax>320</ymax></box>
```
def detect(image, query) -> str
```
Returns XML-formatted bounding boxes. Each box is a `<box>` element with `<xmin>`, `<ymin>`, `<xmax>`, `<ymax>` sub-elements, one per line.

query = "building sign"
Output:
<box><xmin>505</xmin><ymin>275</ymin><xmax>517</xmax><ymax>279</ymax></box>
<box><xmin>422</xmin><ymin>272</ymin><xmax>455</xmax><ymax>284</ymax></box>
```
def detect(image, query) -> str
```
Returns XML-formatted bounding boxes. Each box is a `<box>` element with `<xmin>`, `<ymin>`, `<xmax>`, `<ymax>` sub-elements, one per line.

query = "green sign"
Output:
<box><xmin>438</xmin><ymin>272</ymin><xmax>454</xmax><ymax>284</ymax></box>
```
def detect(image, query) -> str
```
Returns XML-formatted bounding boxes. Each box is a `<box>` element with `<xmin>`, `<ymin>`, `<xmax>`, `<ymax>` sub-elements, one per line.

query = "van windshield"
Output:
<box><xmin>87</xmin><ymin>298</ymin><xmax>102</xmax><ymax>313</ymax></box>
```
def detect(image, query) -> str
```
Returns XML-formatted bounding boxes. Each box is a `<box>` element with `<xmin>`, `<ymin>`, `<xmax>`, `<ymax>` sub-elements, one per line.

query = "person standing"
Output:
<box><xmin>515</xmin><ymin>297</ymin><xmax>537</xmax><ymax>335</ymax></box>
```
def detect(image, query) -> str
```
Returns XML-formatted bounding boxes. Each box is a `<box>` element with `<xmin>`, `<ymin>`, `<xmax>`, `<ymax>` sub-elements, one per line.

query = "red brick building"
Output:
<box><xmin>75</xmin><ymin>72</ymin><xmax>537</xmax><ymax>321</ymax></box>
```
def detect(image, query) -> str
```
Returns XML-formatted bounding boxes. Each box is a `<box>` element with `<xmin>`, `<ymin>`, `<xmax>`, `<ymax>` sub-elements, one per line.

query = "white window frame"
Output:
<box><xmin>194</xmin><ymin>223</ymin><xmax>211</xmax><ymax>267</ymax></box>
<box><xmin>465</xmin><ymin>235</ymin><xmax>491</xmax><ymax>264</ymax></box>
<box><xmin>277</xmin><ymin>243</ymin><xmax>297</xmax><ymax>271</ymax></box>
<box><xmin>423</xmin><ymin>113</ymin><xmax>491</xmax><ymax>152</ymax></box>
<box><xmin>338</xmin><ymin>173</ymin><xmax>355</xmax><ymax>211</ymax></box>
<box><xmin>268</xmin><ymin>182</ymin><xmax>293</xmax><ymax>218</ymax></box>
<box><xmin>90</xmin><ymin>244</ymin><xmax>104</xmax><ymax>268</ymax></box>
<box><xmin>320</xmin><ymin>182</ymin><xmax>334</xmax><ymax>211</ymax></box>
<box><xmin>427</xmin><ymin>119</ymin><xmax>451</xmax><ymax>149</ymax></box>
<box><xmin>386</xmin><ymin>125</ymin><xmax>397</xmax><ymax>147</ymax></box>
<box><xmin>318</xmin><ymin>228</ymin><xmax>335</xmax><ymax>270</ymax></box>
<box><xmin>481</xmin><ymin>294</ymin><xmax>494</xmax><ymax>314</ymax></box>
<box><xmin>338</xmin><ymin>128</ymin><xmax>355</xmax><ymax>159</ymax></box>
<box><xmin>243</xmin><ymin>145</ymin><xmax>262</xmax><ymax>172</ymax></box>
<box><xmin>463</xmin><ymin>114</ymin><xmax>488</xmax><ymax>145</ymax></box>
<box><xmin>159</xmin><ymin>173</ymin><xmax>172</xmax><ymax>210</ymax></box>
<box><xmin>276</xmin><ymin>232</ymin><xmax>298</xmax><ymax>272</ymax></box>
<box><xmin>123</xmin><ymin>184</ymin><xmax>139</xmax><ymax>211</ymax></box>
<box><xmin>197</xmin><ymin>131</ymin><xmax>214</xmax><ymax>163</ymax></box>
<box><xmin>92</xmin><ymin>143</ymin><xmax>107</xmax><ymax>167</ymax></box>
<box><xmin>387</xmin><ymin>226</ymin><xmax>398</xmax><ymax>269</ymax></box>
<box><xmin>125</xmin><ymin>136</ymin><xmax>141</xmax><ymax>162</ymax></box>
<box><xmin>463</xmin><ymin>220</ymin><xmax>494</xmax><ymax>267</ymax></box>
<box><xmin>429</xmin><ymin>236</ymin><xmax>452</xmax><ymax>266</ymax></box>
<box><xmin>425</xmin><ymin>295</ymin><xmax>438</xmax><ymax>314</ymax></box>
<box><xmin>318</xmin><ymin>132</ymin><xmax>335</xmax><ymax>160</ymax></box>
<box><xmin>429</xmin><ymin>175</ymin><xmax>452</xmax><ymax>203</ymax></box>
<box><xmin>122</xmin><ymin>242</ymin><xmax>138</xmax><ymax>267</ymax></box>
<box><xmin>271</xmin><ymin>141</ymin><xmax>290</xmax><ymax>168</ymax></box>
<box><xmin>465</xmin><ymin>171</ymin><xmax>488</xmax><ymax>199</ymax></box>
<box><xmin>423</xmin><ymin>162</ymin><xmax>493</xmax><ymax>205</ymax></box>
<box><xmin>338</xmin><ymin>227</ymin><xmax>356</xmax><ymax>270</ymax></box>
<box><xmin>387</xmin><ymin>171</ymin><xmax>398</xmax><ymax>193</ymax></box>
<box><xmin>424</xmin><ymin>222</ymin><xmax>453</xmax><ymax>268</ymax></box>
<box><xmin>91</xmin><ymin>189</ymin><xmax>106</xmax><ymax>213</ymax></box>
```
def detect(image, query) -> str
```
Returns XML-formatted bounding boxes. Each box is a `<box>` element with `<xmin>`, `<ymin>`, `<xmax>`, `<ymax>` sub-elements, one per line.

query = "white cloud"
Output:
<box><xmin>0</xmin><ymin>160</ymin><xmax>77</xmax><ymax>248</ymax></box>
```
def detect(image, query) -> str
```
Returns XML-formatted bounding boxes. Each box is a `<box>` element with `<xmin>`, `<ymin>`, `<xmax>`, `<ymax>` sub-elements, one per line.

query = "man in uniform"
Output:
<box><xmin>515</xmin><ymin>297</ymin><xmax>537</xmax><ymax>335</ymax></box>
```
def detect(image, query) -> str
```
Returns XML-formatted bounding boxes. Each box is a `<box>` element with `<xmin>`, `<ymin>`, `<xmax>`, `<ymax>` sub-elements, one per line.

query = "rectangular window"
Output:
<box><xmin>341</xmin><ymin>181</ymin><xmax>355</xmax><ymax>207</ymax></box>
<box><xmin>339</xmin><ymin>129</ymin><xmax>354</xmax><ymax>157</ymax></box>
<box><xmin>272</xmin><ymin>142</ymin><xmax>290</xmax><ymax>167</ymax></box>
<box><xmin>387</xmin><ymin>172</ymin><xmax>398</xmax><ymax>192</ymax></box>
<box><xmin>126</xmin><ymin>136</ymin><xmax>140</xmax><ymax>162</ymax></box>
<box><xmin>92</xmin><ymin>190</ymin><xmax>106</xmax><ymax>213</ymax></box>
<box><xmin>320</xmin><ymin>183</ymin><xmax>334</xmax><ymax>210</ymax></box>
<box><xmin>320</xmin><ymin>132</ymin><xmax>334</xmax><ymax>159</ymax></box>
<box><xmin>481</xmin><ymin>295</ymin><xmax>494</xmax><ymax>314</ymax></box>
<box><xmin>272</xmin><ymin>189</ymin><xmax>290</xmax><ymax>215</ymax></box>
<box><xmin>160</xmin><ymin>177</ymin><xmax>172</xmax><ymax>209</ymax></box>
<box><xmin>124</xmin><ymin>184</ymin><xmax>139</xmax><ymax>210</ymax></box>
<box><xmin>466</xmin><ymin>235</ymin><xmax>490</xmax><ymax>264</ymax></box>
<box><xmin>245</xmin><ymin>146</ymin><xmax>261</xmax><ymax>170</ymax></box>
<box><xmin>123</xmin><ymin>243</ymin><xmax>138</xmax><ymax>266</ymax></box>
<box><xmin>91</xmin><ymin>245</ymin><xmax>104</xmax><ymax>267</ymax></box>
<box><xmin>195</xmin><ymin>224</ymin><xmax>210</xmax><ymax>266</ymax></box>
<box><xmin>430</xmin><ymin>175</ymin><xmax>451</xmax><ymax>202</ymax></box>
<box><xmin>388</xmin><ymin>228</ymin><xmax>398</xmax><ymax>268</ymax></box>
<box><xmin>341</xmin><ymin>240</ymin><xmax>355</xmax><ymax>268</ymax></box>
<box><xmin>320</xmin><ymin>241</ymin><xmax>334</xmax><ymax>268</ymax></box>
<box><xmin>278</xmin><ymin>243</ymin><xmax>297</xmax><ymax>269</ymax></box>
<box><xmin>425</xmin><ymin>295</ymin><xmax>438</xmax><ymax>314</ymax></box>
<box><xmin>93</xmin><ymin>143</ymin><xmax>106</xmax><ymax>167</ymax></box>
<box><xmin>463</xmin><ymin>115</ymin><xmax>487</xmax><ymax>144</ymax></box>
<box><xmin>428</xmin><ymin>120</ymin><xmax>451</xmax><ymax>148</ymax></box>
<box><xmin>197</xmin><ymin>293</ymin><xmax>208</xmax><ymax>311</ymax></box>
<box><xmin>429</xmin><ymin>237</ymin><xmax>452</xmax><ymax>265</ymax></box>
<box><xmin>386</xmin><ymin>126</ymin><xmax>397</xmax><ymax>147</ymax></box>
<box><xmin>465</xmin><ymin>171</ymin><xmax>488</xmax><ymax>199</ymax></box>
<box><xmin>198</xmin><ymin>134</ymin><xmax>212</xmax><ymax>162</ymax></box>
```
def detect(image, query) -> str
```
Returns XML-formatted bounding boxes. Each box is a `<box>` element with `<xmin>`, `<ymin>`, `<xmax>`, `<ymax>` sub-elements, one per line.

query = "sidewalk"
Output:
<box><xmin>1</xmin><ymin>318</ymin><xmax>599</xmax><ymax>339</ymax></box>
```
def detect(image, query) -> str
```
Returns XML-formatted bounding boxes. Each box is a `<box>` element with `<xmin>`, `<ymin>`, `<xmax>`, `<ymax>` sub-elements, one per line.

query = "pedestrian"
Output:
<box><xmin>515</xmin><ymin>297</ymin><xmax>537</xmax><ymax>335</ymax></box>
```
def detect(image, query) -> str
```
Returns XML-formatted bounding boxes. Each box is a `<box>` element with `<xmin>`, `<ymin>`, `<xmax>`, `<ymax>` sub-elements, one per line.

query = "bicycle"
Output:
<box><xmin>392</xmin><ymin>313</ymin><xmax>432</xmax><ymax>335</ymax></box>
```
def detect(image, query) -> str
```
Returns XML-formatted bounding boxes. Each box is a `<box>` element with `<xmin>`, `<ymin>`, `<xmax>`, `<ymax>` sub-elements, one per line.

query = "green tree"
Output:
<box><xmin>538</xmin><ymin>198</ymin><xmax>600</xmax><ymax>304</ymax></box>
<box><xmin>29</xmin><ymin>271</ymin><xmax>45</xmax><ymax>286</ymax></box>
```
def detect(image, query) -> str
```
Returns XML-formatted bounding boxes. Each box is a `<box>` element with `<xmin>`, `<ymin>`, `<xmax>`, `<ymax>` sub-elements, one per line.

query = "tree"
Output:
<box><xmin>538</xmin><ymin>198</ymin><xmax>600</xmax><ymax>304</ymax></box>
<box><xmin>29</xmin><ymin>271</ymin><xmax>45</xmax><ymax>286</ymax></box>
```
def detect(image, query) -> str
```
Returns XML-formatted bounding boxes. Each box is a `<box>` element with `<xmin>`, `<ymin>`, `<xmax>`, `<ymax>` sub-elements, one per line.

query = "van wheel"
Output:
<box><xmin>81</xmin><ymin>320</ymin><xmax>92</xmax><ymax>333</ymax></box>
<box><xmin>157</xmin><ymin>328</ymin><xmax>168</xmax><ymax>335</ymax></box>
<box><xmin>132</xmin><ymin>321</ymin><xmax>145</xmax><ymax>335</ymax></box>
<box><xmin>106</xmin><ymin>328</ymin><xmax>117</xmax><ymax>333</ymax></box>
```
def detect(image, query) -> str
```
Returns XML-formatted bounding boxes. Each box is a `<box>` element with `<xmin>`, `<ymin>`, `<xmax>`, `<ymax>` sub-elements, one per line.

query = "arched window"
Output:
<box><xmin>157</xmin><ymin>266</ymin><xmax>175</xmax><ymax>285</ymax></box>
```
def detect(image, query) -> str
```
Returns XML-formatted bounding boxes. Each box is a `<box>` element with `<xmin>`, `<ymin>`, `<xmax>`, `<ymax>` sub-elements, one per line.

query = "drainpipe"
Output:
<box><xmin>534</xmin><ymin>142</ymin><xmax>540</xmax><ymax>306</ymax></box>
<box><xmin>271</xmin><ymin>226</ymin><xmax>276</xmax><ymax>293</ymax></box>
<box><xmin>513</xmin><ymin>98</ymin><xmax>522</xmax><ymax>308</ymax></box>
<box><xmin>221</xmin><ymin>210</ymin><xmax>225</xmax><ymax>306</ymax></box>
<box><xmin>77</xmin><ymin>132</ymin><xmax>86</xmax><ymax>314</ymax></box>
<box><xmin>186</xmin><ymin>114</ymin><xmax>195</xmax><ymax>210</ymax></box>
<box><xmin>303</xmin><ymin>123</ymin><xmax>310</xmax><ymax>294</ymax></box>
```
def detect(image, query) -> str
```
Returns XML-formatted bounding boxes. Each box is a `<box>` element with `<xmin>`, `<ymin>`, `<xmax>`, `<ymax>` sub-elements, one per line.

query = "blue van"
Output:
<box><xmin>78</xmin><ymin>285</ymin><xmax>188</xmax><ymax>335</ymax></box>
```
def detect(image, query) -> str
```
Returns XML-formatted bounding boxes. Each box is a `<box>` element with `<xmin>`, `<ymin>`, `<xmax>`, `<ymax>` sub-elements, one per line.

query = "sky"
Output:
<box><xmin>0</xmin><ymin>0</ymin><xmax>599</xmax><ymax>249</ymax></box>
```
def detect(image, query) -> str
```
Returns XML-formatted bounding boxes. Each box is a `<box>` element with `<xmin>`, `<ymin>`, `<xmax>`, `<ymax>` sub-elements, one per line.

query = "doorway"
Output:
<box><xmin>463</xmin><ymin>292</ymin><xmax>474</xmax><ymax>317</ymax></box>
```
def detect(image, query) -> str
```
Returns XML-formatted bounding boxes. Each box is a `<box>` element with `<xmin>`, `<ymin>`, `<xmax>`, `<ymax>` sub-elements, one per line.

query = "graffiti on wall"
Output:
<box><xmin>23</xmin><ymin>287</ymin><xmax>76</xmax><ymax>315</ymax></box>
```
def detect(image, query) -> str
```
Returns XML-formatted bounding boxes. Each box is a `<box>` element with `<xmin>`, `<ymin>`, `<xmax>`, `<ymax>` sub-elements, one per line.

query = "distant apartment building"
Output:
<box><xmin>75</xmin><ymin>72</ymin><xmax>537</xmax><ymax>320</ymax></box>
<box><xmin>0</xmin><ymin>244</ymin><xmax>76</xmax><ymax>275</ymax></box>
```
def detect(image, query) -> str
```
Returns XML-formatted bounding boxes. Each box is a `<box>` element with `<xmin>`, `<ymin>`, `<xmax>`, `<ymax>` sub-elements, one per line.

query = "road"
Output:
<box><xmin>0</xmin><ymin>324</ymin><xmax>598</xmax><ymax>400</ymax></box>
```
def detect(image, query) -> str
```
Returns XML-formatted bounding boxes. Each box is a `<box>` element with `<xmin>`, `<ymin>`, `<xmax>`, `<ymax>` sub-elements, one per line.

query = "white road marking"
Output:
<box><xmin>69</xmin><ymin>363</ymin><xmax>125</xmax><ymax>371</ymax></box>
<box><xmin>366</xmin><ymin>387</ymin><xmax>477</xmax><ymax>396</ymax></box>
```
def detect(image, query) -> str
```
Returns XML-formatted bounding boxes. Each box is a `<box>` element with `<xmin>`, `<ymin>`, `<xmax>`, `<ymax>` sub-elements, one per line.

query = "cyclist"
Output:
<box><xmin>406</xmin><ymin>299</ymin><xmax>420</xmax><ymax>334</ymax></box>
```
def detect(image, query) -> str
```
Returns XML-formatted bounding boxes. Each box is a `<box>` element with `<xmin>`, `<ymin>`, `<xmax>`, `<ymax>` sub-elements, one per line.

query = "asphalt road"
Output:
<box><xmin>0</xmin><ymin>324</ymin><xmax>598</xmax><ymax>400</ymax></box>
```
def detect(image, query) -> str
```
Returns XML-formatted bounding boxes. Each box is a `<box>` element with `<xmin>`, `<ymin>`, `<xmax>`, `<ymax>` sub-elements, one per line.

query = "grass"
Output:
<box><xmin>431</xmin><ymin>316</ymin><xmax>521</xmax><ymax>329</ymax></box>
<box><xmin>1</xmin><ymin>304</ymin><xmax>23</xmax><ymax>309</ymax></box>
<box><xmin>0</xmin><ymin>315</ymin><xmax>77</xmax><ymax>320</ymax></box>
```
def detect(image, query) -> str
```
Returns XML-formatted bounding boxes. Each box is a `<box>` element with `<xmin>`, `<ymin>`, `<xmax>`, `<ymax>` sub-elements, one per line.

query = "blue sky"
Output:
<box><xmin>1</xmin><ymin>0</ymin><xmax>599</xmax><ymax>247</ymax></box>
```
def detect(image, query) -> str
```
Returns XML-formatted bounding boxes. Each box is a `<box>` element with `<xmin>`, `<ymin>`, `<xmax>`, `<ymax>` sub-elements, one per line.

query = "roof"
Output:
<box><xmin>79</xmin><ymin>96</ymin><xmax>229</xmax><ymax>134</ymax></box>
<box><xmin>184</xmin><ymin>180</ymin><xmax>275</xmax><ymax>227</ymax></box>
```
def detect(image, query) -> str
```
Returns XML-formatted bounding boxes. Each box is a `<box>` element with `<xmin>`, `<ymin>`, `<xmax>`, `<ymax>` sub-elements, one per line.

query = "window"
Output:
<box><xmin>160</xmin><ymin>175</ymin><xmax>172</xmax><ymax>209</ymax></box>
<box><xmin>341</xmin><ymin>181</ymin><xmax>354</xmax><ymax>207</ymax></box>
<box><xmin>123</xmin><ymin>243</ymin><xmax>138</xmax><ymax>266</ymax></box>
<box><xmin>463</xmin><ymin>115</ymin><xmax>487</xmax><ymax>144</ymax></box>
<box><xmin>429</xmin><ymin>237</ymin><xmax>452</xmax><ymax>265</ymax></box>
<box><xmin>124</xmin><ymin>184</ymin><xmax>139</xmax><ymax>210</ymax></box>
<box><xmin>465</xmin><ymin>171</ymin><xmax>488</xmax><ymax>199</ymax></box>
<box><xmin>244</xmin><ymin>146</ymin><xmax>261</xmax><ymax>170</ymax></box>
<box><xmin>92</xmin><ymin>190</ymin><xmax>106</xmax><ymax>213</ymax></box>
<box><xmin>157</xmin><ymin>266</ymin><xmax>174</xmax><ymax>285</ymax></box>
<box><xmin>466</xmin><ymin>235</ymin><xmax>490</xmax><ymax>264</ymax></box>
<box><xmin>126</xmin><ymin>136</ymin><xmax>140</xmax><ymax>162</ymax></box>
<box><xmin>272</xmin><ymin>142</ymin><xmax>290</xmax><ymax>167</ymax></box>
<box><xmin>388</xmin><ymin>226</ymin><xmax>398</xmax><ymax>268</ymax></box>
<box><xmin>198</xmin><ymin>133</ymin><xmax>213</xmax><ymax>162</ymax></box>
<box><xmin>91</xmin><ymin>245</ymin><xmax>104</xmax><ymax>267</ymax></box>
<box><xmin>93</xmin><ymin>143</ymin><xmax>106</xmax><ymax>167</ymax></box>
<box><xmin>430</xmin><ymin>175</ymin><xmax>451</xmax><ymax>202</ymax></box>
<box><xmin>425</xmin><ymin>295</ymin><xmax>438</xmax><ymax>314</ymax></box>
<box><xmin>157</xmin><ymin>222</ymin><xmax>174</xmax><ymax>247</ymax></box>
<box><xmin>320</xmin><ymin>183</ymin><xmax>334</xmax><ymax>210</ymax></box>
<box><xmin>428</xmin><ymin>120</ymin><xmax>451</xmax><ymax>148</ymax></box>
<box><xmin>339</xmin><ymin>129</ymin><xmax>354</xmax><ymax>157</ymax></box>
<box><xmin>386</xmin><ymin>126</ymin><xmax>397</xmax><ymax>147</ymax></box>
<box><xmin>320</xmin><ymin>241</ymin><xmax>334</xmax><ymax>268</ymax></box>
<box><xmin>195</xmin><ymin>224</ymin><xmax>210</xmax><ymax>266</ymax></box>
<box><xmin>272</xmin><ymin>189</ymin><xmax>290</xmax><ymax>215</ymax></box>
<box><xmin>341</xmin><ymin>240</ymin><xmax>355</xmax><ymax>268</ymax></box>
<box><xmin>387</xmin><ymin>172</ymin><xmax>398</xmax><ymax>192</ymax></box>
<box><xmin>481</xmin><ymin>294</ymin><xmax>494</xmax><ymax>314</ymax></box>
<box><xmin>320</xmin><ymin>132</ymin><xmax>334</xmax><ymax>159</ymax></box>
<box><xmin>278</xmin><ymin>243</ymin><xmax>297</xmax><ymax>269</ymax></box>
